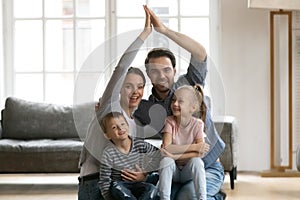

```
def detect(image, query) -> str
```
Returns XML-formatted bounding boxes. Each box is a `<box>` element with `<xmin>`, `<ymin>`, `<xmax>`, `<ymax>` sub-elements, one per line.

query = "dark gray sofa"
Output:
<box><xmin>214</xmin><ymin>116</ymin><xmax>237</xmax><ymax>189</ymax></box>
<box><xmin>0</xmin><ymin>97</ymin><xmax>94</xmax><ymax>173</ymax></box>
<box><xmin>0</xmin><ymin>97</ymin><xmax>238</xmax><ymax>190</ymax></box>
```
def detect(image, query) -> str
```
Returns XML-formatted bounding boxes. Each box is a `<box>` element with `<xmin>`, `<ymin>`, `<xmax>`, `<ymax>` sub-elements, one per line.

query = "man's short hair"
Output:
<box><xmin>145</xmin><ymin>48</ymin><xmax>176</xmax><ymax>71</ymax></box>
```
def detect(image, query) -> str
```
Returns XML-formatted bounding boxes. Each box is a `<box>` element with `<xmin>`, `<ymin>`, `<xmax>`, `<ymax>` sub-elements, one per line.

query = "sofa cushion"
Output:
<box><xmin>0</xmin><ymin>139</ymin><xmax>83</xmax><ymax>172</ymax></box>
<box><xmin>2</xmin><ymin>97</ymin><xmax>86</xmax><ymax>139</ymax></box>
<box><xmin>0</xmin><ymin>139</ymin><xmax>83</xmax><ymax>152</ymax></box>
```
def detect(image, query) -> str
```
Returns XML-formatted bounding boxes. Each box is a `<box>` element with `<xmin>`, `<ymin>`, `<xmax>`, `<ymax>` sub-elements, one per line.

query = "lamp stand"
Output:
<box><xmin>261</xmin><ymin>10</ymin><xmax>300</xmax><ymax>177</ymax></box>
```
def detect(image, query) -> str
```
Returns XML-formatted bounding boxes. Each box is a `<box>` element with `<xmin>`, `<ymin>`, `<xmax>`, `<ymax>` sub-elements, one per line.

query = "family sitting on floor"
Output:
<box><xmin>78</xmin><ymin>5</ymin><xmax>226</xmax><ymax>200</ymax></box>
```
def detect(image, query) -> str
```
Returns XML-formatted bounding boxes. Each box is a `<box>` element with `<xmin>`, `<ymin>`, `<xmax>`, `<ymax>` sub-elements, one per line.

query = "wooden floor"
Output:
<box><xmin>0</xmin><ymin>172</ymin><xmax>300</xmax><ymax>200</ymax></box>
<box><xmin>222</xmin><ymin>172</ymin><xmax>300</xmax><ymax>200</ymax></box>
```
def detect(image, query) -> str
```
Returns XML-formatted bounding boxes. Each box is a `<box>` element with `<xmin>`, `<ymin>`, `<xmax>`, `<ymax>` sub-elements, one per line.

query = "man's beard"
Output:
<box><xmin>154</xmin><ymin>83</ymin><xmax>170</xmax><ymax>93</ymax></box>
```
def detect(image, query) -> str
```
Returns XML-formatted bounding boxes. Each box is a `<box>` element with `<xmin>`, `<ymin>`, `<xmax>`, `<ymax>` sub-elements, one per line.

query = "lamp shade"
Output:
<box><xmin>248</xmin><ymin>0</ymin><xmax>300</xmax><ymax>10</ymax></box>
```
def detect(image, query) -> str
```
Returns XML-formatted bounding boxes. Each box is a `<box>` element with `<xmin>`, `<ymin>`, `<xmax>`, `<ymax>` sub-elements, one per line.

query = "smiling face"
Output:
<box><xmin>146</xmin><ymin>56</ymin><xmax>176</xmax><ymax>97</ymax></box>
<box><xmin>120</xmin><ymin>73</ymin><xmax>145</xmax><ymax>111</ymax></box>
<box><xmin>103</xmin><ymin>114</ymin><xmax>129</xmax><ymax>142</ymax></box>
<box><xmin>171</xmin><ymin>88</ymin><xmax>197</xmax><ymax>118</ymax></box>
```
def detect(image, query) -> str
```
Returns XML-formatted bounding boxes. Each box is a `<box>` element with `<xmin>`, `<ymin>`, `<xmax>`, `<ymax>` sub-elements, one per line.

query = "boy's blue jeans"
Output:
<box><xmin>110</xmin><ymin>181</ymin><xmax>158</xmax><ymax>200</ymax></box>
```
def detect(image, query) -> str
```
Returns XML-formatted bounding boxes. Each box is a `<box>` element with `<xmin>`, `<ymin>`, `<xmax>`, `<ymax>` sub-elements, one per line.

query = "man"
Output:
<box><xmin>133</xmin><ymin>5</ymin><xmax>226</xmax><ymax>200</ymax></box>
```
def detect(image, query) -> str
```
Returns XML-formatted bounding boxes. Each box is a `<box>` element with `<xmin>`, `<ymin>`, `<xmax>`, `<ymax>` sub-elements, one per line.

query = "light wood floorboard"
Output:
<box><xmin>0</xmin><ymin>172</ymin><xmax>299</xmax><ymax>199</ymax></box>
<box><xmin>222</xmin><ymin>172</ymin><xmax>300</xmax><ymax>200</ymax></box>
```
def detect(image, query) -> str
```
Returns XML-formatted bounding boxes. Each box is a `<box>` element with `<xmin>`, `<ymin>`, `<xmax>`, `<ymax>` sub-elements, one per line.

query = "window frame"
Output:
<box><xmin>1</xmin><ymin>0</ymin><xmax>220</xmax><ymax>108</ymax></box>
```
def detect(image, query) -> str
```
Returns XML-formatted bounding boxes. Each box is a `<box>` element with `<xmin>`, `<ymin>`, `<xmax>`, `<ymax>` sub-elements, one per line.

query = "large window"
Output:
<box><xmin>2</xmin><ymin>0</ymin><xmax>218</xmax><ymax>106</ymax></box>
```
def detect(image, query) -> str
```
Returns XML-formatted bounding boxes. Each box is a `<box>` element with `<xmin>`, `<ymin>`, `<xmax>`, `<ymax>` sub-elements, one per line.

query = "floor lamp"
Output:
<box><xmin>248</xmin><ymin>0</ymin><xmax>300</xmax><ymax>177</ymax></box>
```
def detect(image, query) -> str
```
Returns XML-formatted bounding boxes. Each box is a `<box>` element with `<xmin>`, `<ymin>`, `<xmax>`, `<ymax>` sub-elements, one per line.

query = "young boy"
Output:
<box><xmin>99</xmin><ymin>111</ymin><xmax>160</xmax><ymax>200</ymax></box>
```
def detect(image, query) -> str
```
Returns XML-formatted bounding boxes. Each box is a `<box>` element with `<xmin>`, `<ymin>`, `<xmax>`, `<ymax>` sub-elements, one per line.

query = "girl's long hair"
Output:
<box><xmin>193</xmin><ymin>84</ymin><xmax>207</xmax><ymax>125</ymax></box>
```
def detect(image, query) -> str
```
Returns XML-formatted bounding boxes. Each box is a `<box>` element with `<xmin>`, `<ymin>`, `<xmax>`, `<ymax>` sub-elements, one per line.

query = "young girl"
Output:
<box><xmin>159</xmin><ymin>84</ymin><xmax>209</xmax><ymax>200</ymax></box>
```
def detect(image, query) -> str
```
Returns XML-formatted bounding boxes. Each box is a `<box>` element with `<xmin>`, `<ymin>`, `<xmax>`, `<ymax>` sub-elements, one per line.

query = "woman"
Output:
<box><xmin>78</xmin><ymin>5</ymin><xmax>152</xmax><ymax>200</ymax></box>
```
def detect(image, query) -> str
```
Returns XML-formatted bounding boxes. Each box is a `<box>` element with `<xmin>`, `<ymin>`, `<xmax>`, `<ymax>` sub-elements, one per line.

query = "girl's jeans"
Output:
<box><xmin>172</xmin><ymin>161</ymin><xmax>225</xmax><ymax>200</ymax></box>
<box><xmin>159</xmin><ymin>157</ymin><xmax>206</xmax><ymax>200</ymax></box>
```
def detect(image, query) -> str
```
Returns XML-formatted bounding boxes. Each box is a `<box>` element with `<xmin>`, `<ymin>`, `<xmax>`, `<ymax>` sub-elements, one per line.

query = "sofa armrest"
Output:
<box><xmin>213</xmin><ymin>116</ymin><xmax>238</xmax><ymax>171</ymax></box>
<box><xmin>297</xmin><ymin>145</ymin><xmax>300</xmax><ymax>171</ymax></box>
<box><xmin>0</xmin><ymin>109</ymin><xmax>3</xmax><ymax>139</ymax></box>
<box><xmin>0</xmin><ymin>123</ymin><xmax>2</xmax><ymax>139</ymax></box>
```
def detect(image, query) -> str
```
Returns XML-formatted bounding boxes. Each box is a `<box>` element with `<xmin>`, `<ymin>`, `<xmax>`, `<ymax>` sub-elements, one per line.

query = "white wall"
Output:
<box><xmin>0</xmin><ymin>0</ymin><xmax>4</xmax><ymax>109</ymax></box>
<box><xmin>220</xmin><ymin>0</ymin><xmax>271</xmax><ymax>171</ymax></box>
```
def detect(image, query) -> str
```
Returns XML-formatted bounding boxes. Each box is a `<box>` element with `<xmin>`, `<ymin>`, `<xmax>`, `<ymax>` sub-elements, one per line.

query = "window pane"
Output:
<box><xmin>117</xmin><ymin>18</ymin><xmax>177</xmax><ymax>48</ymax></box>
<box><xmin>159</xmin><ymin>18</ymin><xmax>178</xmax><ymax>31</ymax></box>
<box><xmin>117</xmin><ymin>19</ymin><xmax>144</xmax><ymax>34</ymax></box>
<box><xmin>14</xmin><ymin>0</ymin><xmax>42</xmax><ymax>18</ymax></box>
<box><xmin>45</xmin><ymin>73</ymin><xmax>74</xmax><ymax>104</ymax></box>
<box><xmin>129</xmin><ymin>51</ymin><xmax>148</xmax><ymax>71</ymax></box>
<box><xmin>76</xmin><ymin>0</ymin><xmax>104</xmax><ymax>17</ymax></box>
<box><xmin>117</xmin><ymin>0</ymin><xmax>146</xmax><ymax>17</ymax></box>
<box><xmin>76</xmin><ymin>20</ymin><xmax>105</xmax><ymax>70</ymax></box>
<box><xmin>74</xmin><ymin>72</ymin><xmax>105</xmax><ymax>103</ymax></box>
<box><xmin>180</xmin><ymin>0</ymin><xmax>209</xmax><ymax>16</ymax></box>
<box><xmin>15</xmin><ymin>20</ymin><xmax>43</xmax><ymax>72</ymax></box>
<box><xmin>181</xmin><ymin>18</ymin><xmax>209</xmax><ymax>52</ymax></box>
<box><xmin>151</xmin><ymin>18</ymin><xmax>178</xmax><ymax>49</ymax></box>
<box><xmin>15</xmin><ymin>74</ymin><xmax>43</xmax><ymax>101</ymax></box>
<box><xmin>45</xmin><ymin>0</ymin><xmax>73</xmax><ymax>17</ymax></box>
<box><xmin>45</xmin><ymin>20</ymin><xmax>74</xmax><ymax>72</ymax></box>
<box><xmin>148</xmin><ymin>0</ymin><xmax>178</xmax><ymax>16</ymax></box>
